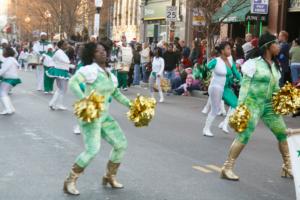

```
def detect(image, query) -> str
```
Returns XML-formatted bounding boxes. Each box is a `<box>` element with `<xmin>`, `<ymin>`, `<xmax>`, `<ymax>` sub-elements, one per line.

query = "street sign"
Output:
<box><xmin>192</xmin><ymin>8</ymin><xmax>206</xmax><ymax>26</ymax></box>
<box><xmin>251</xmin><ymin>0</ymin><xmax>269</xmax><ymax>14</ymax></box>
<box><xmin>95</xmin><ymin>0</ymin><xmax>103</xmax><ymax>8</ymax></box>
<box><xmin>166</xmin><ymin>6</ymin><xmax>177</xmax><ymax>22</ymax></box>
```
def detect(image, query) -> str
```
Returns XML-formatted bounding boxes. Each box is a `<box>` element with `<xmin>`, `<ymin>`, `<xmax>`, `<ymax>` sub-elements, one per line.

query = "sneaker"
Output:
<box><xmin>203</xmin><ymin>129</ymin><xmax>214</xmax><ymax>137</ymax></box>
<box><xmin>57</xmin><ymin>106</ymin><xmax>67</xmax><ymax>111</ymax></box>
<box><xmin>123</xmin><ymin>87</ymin><xmax>128</xmax><ymax>91</ymax></box>
<box><xmin>73</xmin><ymin>126</ymin><xmax>81</xmax><ymax>135</ymax></box>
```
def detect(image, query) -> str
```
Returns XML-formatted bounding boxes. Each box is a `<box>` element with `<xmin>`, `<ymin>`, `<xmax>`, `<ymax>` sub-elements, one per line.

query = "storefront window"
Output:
<box><xmin>289</xmin><ymin>0</ymin><xmax>300</xmax><ymax>12</ymax></box>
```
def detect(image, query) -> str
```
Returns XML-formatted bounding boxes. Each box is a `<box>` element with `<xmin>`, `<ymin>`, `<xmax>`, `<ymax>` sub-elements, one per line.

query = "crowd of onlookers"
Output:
<box><xmin>3</xmin><ymin>30</ymin><xmax>300</xmax><ymax>96</ymax></box>
<box><xmin>110</xmin><ymin>32</ymin><xmax>300</xmax><ymax>98</ymax></box>
<box><xmin>109</xmin><ymin>37</ymin><xmax>211</xmax><ymax>97</ymax></box>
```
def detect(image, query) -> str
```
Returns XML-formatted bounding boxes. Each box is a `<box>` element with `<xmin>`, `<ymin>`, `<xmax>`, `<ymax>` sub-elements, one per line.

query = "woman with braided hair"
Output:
<box><xmin>221</xmin><ymin>32</ymin><xmax>293</xmax><ymax>181</ymax></box>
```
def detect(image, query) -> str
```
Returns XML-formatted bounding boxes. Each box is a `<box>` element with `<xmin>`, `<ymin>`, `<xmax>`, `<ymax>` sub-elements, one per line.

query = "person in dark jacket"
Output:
<box><xmin>278</xmin><ymin>31</ymin><xmax>292</xmax><ymax>86</ymax></box>
<box><xmin>189</xmin><ymin>40</ymin><xmax>201</xmax><ymax>65</ymax></box>
<box><xmin>163</xmin><ymin>44</ymin><xmax>178</xmax><ymax>81</ymax></box>
<box><xmin>132</xmin><ymin>44</ymin><xmax>142</xmax><ymax>86</ymax></box>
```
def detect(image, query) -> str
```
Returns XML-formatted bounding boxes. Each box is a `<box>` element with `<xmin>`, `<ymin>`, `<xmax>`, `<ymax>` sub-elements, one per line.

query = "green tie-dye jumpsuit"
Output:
<box><xmin>236</xmin><ymin>57</ymin><xmax>287</xmax><ymax>144</ymax></box>
<box><xmin>69</xmin><ymin>63</ymin><xmax>131</xmax><ymax>168</ymax></box>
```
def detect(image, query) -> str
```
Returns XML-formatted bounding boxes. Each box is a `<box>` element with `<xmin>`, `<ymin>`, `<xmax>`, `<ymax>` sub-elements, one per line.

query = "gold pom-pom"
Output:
<box><xmin>73</xmin><ymin>91</ymin><xmax>105</xmax><ymax>123</ymax></box>
<box><xmin>127</xmin><ymin>94</ymin><xmax>157</xmax><ymax>127</ymax></box>
<box><xmin>272</xmin><ymin>82</ymin><xmax>300</xmax><ymax>115</ymax></box>
<box><xmin>154</xmin><ymin>78</ymin><xmax>171</xmax><ymax>92</ymax></box>
<box><xmin>229</xmin><ymin>104</ymin><xmax>251</xmax><ymax>133</ymax></box>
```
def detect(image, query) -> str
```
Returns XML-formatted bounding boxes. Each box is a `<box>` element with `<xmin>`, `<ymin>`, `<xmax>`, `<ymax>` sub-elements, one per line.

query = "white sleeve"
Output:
<box><xmin>13</xmin><ymin>48</ymin><xmax>18</xmax><ymax>58</ymax></box>
<box><xmin>158</xmin><ymin>58</ymin><xmax>165</xmax><ymax>75</ymax></box>
<box><xmin>241</xmin><ymin>59</ymin><xmax>256</xmax><ymax>78</ymax></box>
<box><xmin>0</xmin><ymin>59</ymin><xmax>11</xmax><ymax>76</ymax></box>
<box><xmin>32</xmin><ymin>43</ymin><xmax>39</xmax><ymax>54</ymax></box>
<box><xmin>77</xmin><ymin>65</ymin><xmax>98</xmax><ymax>84</ymax></box>
<box><xmin>53</xmin><ymin>50</ymin><xmax>70</xmax><ymax>64</ymax></box>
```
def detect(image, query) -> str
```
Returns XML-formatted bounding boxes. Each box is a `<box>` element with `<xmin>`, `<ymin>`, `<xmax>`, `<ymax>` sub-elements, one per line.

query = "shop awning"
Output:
<box><xmin>212</xmin><ymin>0</ymin><xmax>251</xmax><ymax>23</ymax></box>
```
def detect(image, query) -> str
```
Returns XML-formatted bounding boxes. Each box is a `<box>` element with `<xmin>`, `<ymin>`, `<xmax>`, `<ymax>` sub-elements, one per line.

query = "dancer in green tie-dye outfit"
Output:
<box><xmin>221</xmin><ymin>32</ymin><xmax>293</xmax><ymax>181</ymax></box>
<box><xmin>63</xmin><ymin>42</ymin><xmax>132</xmax><ymax>195</ymax></box>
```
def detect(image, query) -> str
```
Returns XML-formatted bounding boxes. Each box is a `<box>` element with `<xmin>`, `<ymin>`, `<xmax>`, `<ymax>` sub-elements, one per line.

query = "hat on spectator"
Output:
<box><xmin>1</xmin><ymin>38</ymin><xmax>8</xmax><ymax>44</ymax></box>
<box><xmin>40</xmin><ymin>32</ymin><xmax>47</xmax><ymax>36</ymax></box>
<box><xmin>46</xmin><ymin>44</ymin><xmax>54</xmax><ymax>51</ymax></box>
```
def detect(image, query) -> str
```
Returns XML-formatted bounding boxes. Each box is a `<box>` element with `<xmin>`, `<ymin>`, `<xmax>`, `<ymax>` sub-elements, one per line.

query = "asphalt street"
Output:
<box><xmin>0</xmin><ymin>70</ymin><xmax>298</xmax><ymax>200</ymax></box>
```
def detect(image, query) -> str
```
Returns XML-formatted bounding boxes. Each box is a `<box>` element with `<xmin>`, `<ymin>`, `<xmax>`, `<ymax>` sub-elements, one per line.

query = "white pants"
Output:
<box><xmin>149</xmin><ymin>74</ymin><xmax>163</xmax><ymax>100</ymax></box>
<box><xmin>208</xmin><ymin>85</ymin><xmax>224</xmax><ymax>117</ymax></box>
<box><xmin>0</xmin><ymin>82</ymin><xmax>13</xmax><ymax>97</ymax></box>
<box><xmin>36</xmin><ymin>65</ymin><xmax>44</xmax><ymax>91</ymax></box>
<box><xmin>49</xmin><ymin>78</ymin><xmax>68</xmax><ymax>107</ymax></box>
<box><xmin>149</xmin><ymin>75</ymin><xmax>162</xmax><ymax>93</ymax></box>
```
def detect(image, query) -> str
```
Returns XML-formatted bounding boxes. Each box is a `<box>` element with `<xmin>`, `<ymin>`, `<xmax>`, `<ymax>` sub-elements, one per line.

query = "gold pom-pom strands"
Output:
<box><xmin>127</xmin><ymin>94</ymin><xmax>157</xmax><ymax>127</ymax></box>
<box><xmin>154</xmin><ymin>78</ymin><xmax>171</xmax><ymax>93</ymax></box>
<box><xmin>73</xmin><ymin>91</ymin><xmax>105</xmax><ymax>123</ymax></box>
<box><xmin>229</xmin><ymin>104</ymin><xmax>251</xmax><ymax>133</ymax></box>
<box><xmin>272</xmin><ymin>82</ymin><xmax>300</xmax><ymax>115</ymax></box>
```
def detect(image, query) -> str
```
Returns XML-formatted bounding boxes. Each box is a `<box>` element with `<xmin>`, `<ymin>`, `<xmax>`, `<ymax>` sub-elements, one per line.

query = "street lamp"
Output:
<box><xmin>94</xmin><ymin>0</ymin><xmax>103</xmax><ymax>38</ymax></box>
<box><xmin>44</xmin><ymin>10</ymin><xmax>52</xmax><ymax>38</ymax></box>
<box><xmin>24</xmin><ymin>16</ymin><xmax>31</xmax><ymax>23</ymax></box>
<box><xmin>24</xmin><ymin>16</ymin><xmax>31</xmax><ymax>41</ymax></box>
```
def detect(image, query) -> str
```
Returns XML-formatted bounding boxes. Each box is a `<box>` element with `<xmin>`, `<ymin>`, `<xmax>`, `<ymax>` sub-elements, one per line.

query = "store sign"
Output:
<box><xmin>144</xmin><ymin>1</ymin><xmax>171</xmax><ymax>21</ymax></box>
<box><xmin>245</xmin><ymin>15</ymin><xmax>267</xmax><ymax>22</ymax></box>
<box><xmin>146</xmin><ymin>24</ymin><xmax>155</xmax><ymax>37</ymax></box>
<box><xmin>166</xmin><ymin>6</ymin><xmax>177</xmax><ymax>22</ymax></box>
<box><xmin>192</xmin><ymin>8</ymin><xmax>205</xmax><ymax>26</ymax></box>
<box><xmin>289</xmin><ymin>0</ymin><xmax>300</xmax><ymax>12</ymax></box>
<box><xmin>251</xmin><ymin>0</ymin><xmax>269</xmax><ymax>14</ymax></box>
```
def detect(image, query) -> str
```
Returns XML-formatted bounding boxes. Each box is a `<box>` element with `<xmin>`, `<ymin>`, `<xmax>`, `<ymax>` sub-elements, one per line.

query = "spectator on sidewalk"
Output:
<box><xmin>242</xmin><ymin>33</ymin><xmax>253</xmax><ymax>59</ymax></box>
<box><xmin>190</xmin><ymin>40</ymin><xmax>201</xmax><ymax>64</ymax></box>
<box><xmin>278</xmin><ymin>30</ymin><xmax>291</xmax><ymax>86</ymax></box>
<box><xmin>132</xmin><ymin>43</ymin><xmax>142</xmax><ymax>86</ymax></box>
<box><xmin>140</xmin><ymin>42</ymin><xmax>151</xmax><ymax>83</ymax></box>
<box><xmin>289</xmin><ymin>37</ymin><xmax>300</xmax><ymax>84</ymax></box>
<box><xmin>163</xmin><ymin>44</ymin><xmax>178</xmax><ymax>81</ymax></box>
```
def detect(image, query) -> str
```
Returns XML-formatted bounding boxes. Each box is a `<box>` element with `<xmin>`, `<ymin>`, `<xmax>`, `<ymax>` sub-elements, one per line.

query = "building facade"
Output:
<box><xmin>111</xmin><ymin>0</ymin><xmax>142</xmax><ymax>42</ymax></box>
<box><xmin>218</xmin><ymin>0</ymin><xmax>300</xmax><ymax>41</ymax></box>
<box><xmin>141</xmin><ymin>0</ymin><xmax>193</xmax><ymax>44</ymax></box>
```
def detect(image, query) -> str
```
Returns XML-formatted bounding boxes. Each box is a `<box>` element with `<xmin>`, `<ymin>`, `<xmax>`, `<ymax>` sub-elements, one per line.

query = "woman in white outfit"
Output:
<box><xmin>47</xmin><ymin>40</ymin><xmax>71</xmax><ymax>110</ymax></box>
<box><xmin>149</xmin><ymin>48</ymin><xmax>165</xmax><ymax>103</ymax></box>
<box><xmin>0</xmin><ymin>47</ymin><xmax>22</xmax><ymax>115</ymax></box>
<box><xmin>203</xmin><ymin>42</ymin><xmax>241</xmax><ymax>137</ymax></box>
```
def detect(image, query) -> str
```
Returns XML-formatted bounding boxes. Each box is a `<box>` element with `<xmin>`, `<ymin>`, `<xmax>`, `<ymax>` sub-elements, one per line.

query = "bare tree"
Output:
<box><xmin>193</xmin><ymin>0</ymin><xmax>249</xmax><ymax>59</ymax></box>
<box><xmin>16</xmin><ymin>0</ymin><xmax>95</xmax><ymax>40</ymax></box>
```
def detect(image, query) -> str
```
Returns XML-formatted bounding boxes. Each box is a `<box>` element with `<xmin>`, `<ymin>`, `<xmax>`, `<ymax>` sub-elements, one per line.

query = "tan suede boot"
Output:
<box><xmin>102</xmin><ymin>161</ymin><xmax>124</xmax><ymax>189</ymax></box>
<box><xmin>221</xmin><ymin>139</ymin><xmax>245</xmax><ymax>181</ymax></box>
<box><xmin>63</xmin><ymin>164</ymin><xmax>84</xmax><ymax>195</ymax></box>
<box><xmin>278</xmin><ymin>141</ymin><xmax>293</xmax><ymax>178</ymax></box>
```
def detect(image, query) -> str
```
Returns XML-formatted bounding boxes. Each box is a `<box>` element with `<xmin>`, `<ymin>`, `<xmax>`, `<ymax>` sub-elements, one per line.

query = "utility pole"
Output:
<box><xmin>59</xmin><ymin>0</ymin><xmax>63</xmax><ymax>40</ymax></box>
<box><xmin>94</xmin><ymin>0</ymin><xmax>103</xmax><ymax>39</ymax></box>
<box><xmin>169</xmin><ymin>0</ymin><xmax>176</xmax><ymax>44</ymax></box>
